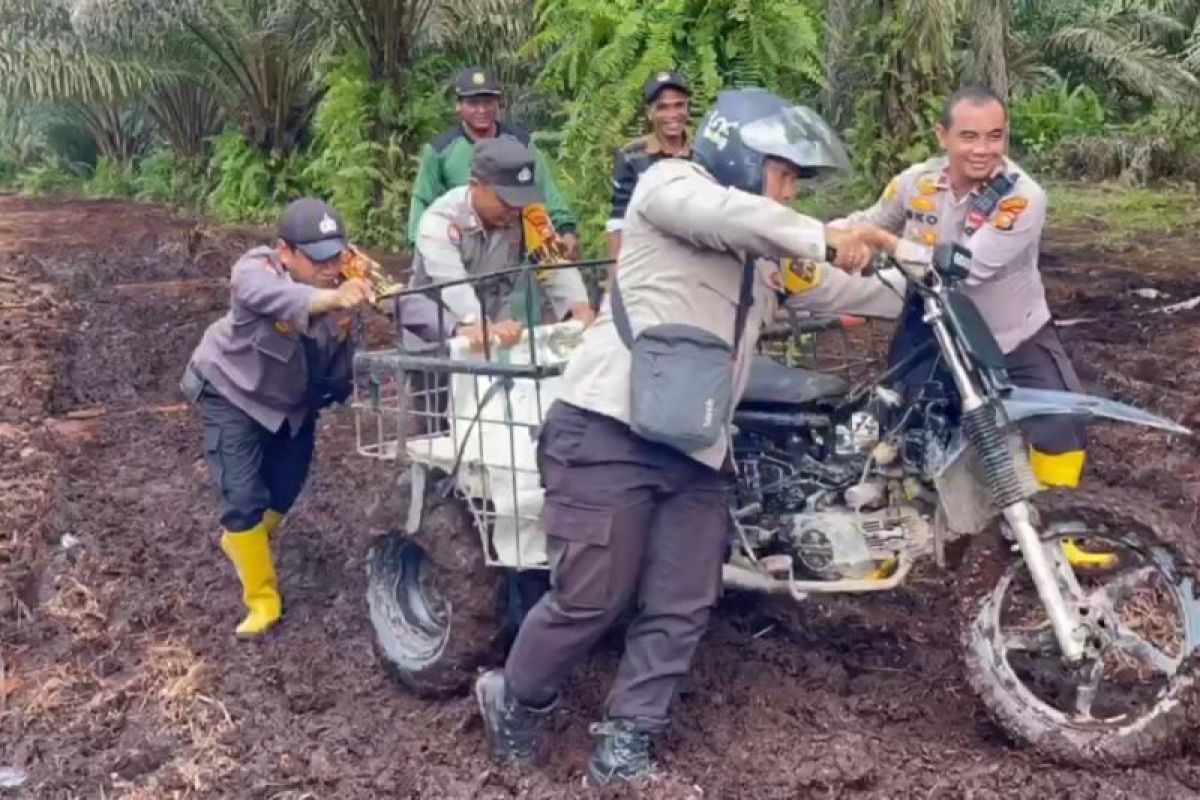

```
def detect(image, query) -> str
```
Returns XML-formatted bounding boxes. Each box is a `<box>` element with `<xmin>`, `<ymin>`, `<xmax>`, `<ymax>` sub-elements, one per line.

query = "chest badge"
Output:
<box><xmin>920</xmin><ymin>230</ymin><xmax>938</xmax><ymax>246</ymax></box>
<box><xmin>999</xmin><ymin>196</ymin><xmax>1029</xmax><ymax>214</ymax></box>
<box><xmin>993</xmin><ymin>212</ymin><xmax>1017</xmax><ymax>231</ymax></box>
<box><xmin>910</xmin><ymin>196</ymin><xmax>936</xmax><ymax>213</ymax></box>
<box><xmin>274</xmin><ymin>320</ymin><xmax>292</xmax><ymax>335</ymax></box>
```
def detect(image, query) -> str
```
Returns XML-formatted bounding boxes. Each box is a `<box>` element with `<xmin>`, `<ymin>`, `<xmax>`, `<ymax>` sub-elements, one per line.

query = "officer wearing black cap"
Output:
<box><xmin>406</xmin><ymin>66</ymin><xmax>579</xmax><ymax>258</ymax></box>
<box><xmin>179</xmin><ymin>198</ymin><xmax>376</xmax><ymax>638</ymax></box>
<box><xmin>605</xmin><ymin>71</ymin><xmax>692</xmax><ymax>265</ymax></box>
<box><xmin>410</xmin><ymin>136</ymin><xmax>593</xmax><ymax>350</ymax></box>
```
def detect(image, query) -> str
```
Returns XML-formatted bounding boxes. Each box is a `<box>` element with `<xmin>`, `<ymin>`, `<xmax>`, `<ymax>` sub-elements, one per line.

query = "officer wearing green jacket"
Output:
<box><xmin>406</xmin><ymin>67</ymin><xmax>579</xmax><ymax>258</ymax></box>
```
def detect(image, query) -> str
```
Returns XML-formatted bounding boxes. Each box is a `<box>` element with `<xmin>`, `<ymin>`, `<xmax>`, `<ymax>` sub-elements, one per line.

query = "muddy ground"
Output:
<box><xmin>4</xmin><ymin>194</ymin><xmax>1200</xmax><ymax>799</ymax></box>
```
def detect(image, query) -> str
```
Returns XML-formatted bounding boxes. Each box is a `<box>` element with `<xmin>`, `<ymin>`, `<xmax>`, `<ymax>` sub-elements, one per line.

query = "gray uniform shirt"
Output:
<box><xmin>410</xmin><ymin>185</ymin><xmax>589</xmax><ymax>326</ymax></box>
<box><xmin>833</xmin><ymin>155</ymin><xmax>1050</xmax><ymax>353</ymax></box>
<box><xmin>189</xmin><ymin>246</ymin><xmax>355</xmax><ymax>434</ymax></box>
<box><xmin>560</xmin><ymin>159</ymin><xmax>906</xmax><ymax>471</ymax></box>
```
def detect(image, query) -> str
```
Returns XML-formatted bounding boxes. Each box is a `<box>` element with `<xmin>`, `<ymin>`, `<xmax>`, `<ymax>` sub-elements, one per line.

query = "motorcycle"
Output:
<box><xmin>352</xmin><ymin>245</ymin><xmax>1197</xmax><ymax>767</ymax></box>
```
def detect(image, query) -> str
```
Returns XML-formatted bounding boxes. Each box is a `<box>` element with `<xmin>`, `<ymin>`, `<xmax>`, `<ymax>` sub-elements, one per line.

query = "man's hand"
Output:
<box><xmin>823</xmin><ymin>227</ymin><xmax>874</xmax><ymax>273</ymax></box>
<box><xmin>561</xmin><ymin>232</ymin><xmax>580</xmax><ymax>261</ymax></box>
<box><xmin>311</xmin><ymin>277</ymin><xmax>375</xmax><ymax>315</ymax></box>
<box><xmin>457</xmin><ymin>319</ymin><xmax>525</xmax><ymax>351</ymax></box>
<box><xmin>567</xmin><ymin>301</ymin><xmax>596</xmax><ymax>326</ymax></box>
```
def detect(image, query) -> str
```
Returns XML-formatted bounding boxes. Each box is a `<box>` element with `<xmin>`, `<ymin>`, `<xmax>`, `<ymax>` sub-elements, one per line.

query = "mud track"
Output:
<box><xmin>4</xmin><ymin>195</ymin><xmax>1200</xmax><ymax>798</ymax></box>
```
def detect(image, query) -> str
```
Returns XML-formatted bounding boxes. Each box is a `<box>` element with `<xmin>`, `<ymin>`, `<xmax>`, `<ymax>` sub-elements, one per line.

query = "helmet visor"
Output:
<box><xmin>740</xmin><ymin>105</ymin><xmax>851</xmax><ymax>174</ymax></box>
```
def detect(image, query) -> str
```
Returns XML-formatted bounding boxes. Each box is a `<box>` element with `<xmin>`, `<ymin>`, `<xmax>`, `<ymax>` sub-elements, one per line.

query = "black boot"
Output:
<box><xmin>585</xmin><ymin>719</ymin><xmax>656</xmax><ymax>787</ymax></box>
<box><xmin>475</xmin><ymin>669</ymin><xmax>553</xmax><ymax>765</ymax></box>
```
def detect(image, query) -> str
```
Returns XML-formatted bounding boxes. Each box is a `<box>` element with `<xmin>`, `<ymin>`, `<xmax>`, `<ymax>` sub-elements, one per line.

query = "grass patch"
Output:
<box><xmin>1047</xmin><ymin>181</ymin><xmax>1200</xmax><ymax>247</ymax></box>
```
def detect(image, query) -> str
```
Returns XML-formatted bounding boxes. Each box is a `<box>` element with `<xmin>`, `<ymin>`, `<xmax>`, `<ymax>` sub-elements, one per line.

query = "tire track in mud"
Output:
<box><xmin>4</xmin><ymin>196</ymin><xmax>1200</xmax><ymax>798</ymax></box>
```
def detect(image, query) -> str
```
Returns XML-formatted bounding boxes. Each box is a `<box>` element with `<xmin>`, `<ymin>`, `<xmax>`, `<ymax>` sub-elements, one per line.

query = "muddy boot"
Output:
<box><xmin>475</xmin><ymin>670</ymin><xmax>553</xmax><ymax>765</ymax></box>
<box><xmin>585</xmin><ymin>719</ymin><xmax>656</xmax><ymax>787</ymax></box>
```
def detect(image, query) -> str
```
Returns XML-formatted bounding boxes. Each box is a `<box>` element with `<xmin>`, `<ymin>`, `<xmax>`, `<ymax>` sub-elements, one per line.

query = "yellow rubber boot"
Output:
<box><xmin>262</xmin><ymin>509</ymin><xmax>284</xmax><ymax>536</ymax></box>
<box><xmin>219</xmin><ymin>521</ymin><xmax>282</xmax><ymax>637</ymax></box>
<box><xmin>1029</xmin><ymin>448</ymin><xmax>1118</xmax><ymax>570</ymax></box>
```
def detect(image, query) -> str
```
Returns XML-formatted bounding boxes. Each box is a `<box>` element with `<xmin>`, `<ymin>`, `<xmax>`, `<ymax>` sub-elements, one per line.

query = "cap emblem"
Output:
<box><xmin>657</xmin><ymin>72</ymin><xmax>671</xmax><ymax>82</ymax></box>
<box><xmin>517</xmin><ymin>166</ymin><xmax>532</xmax><ymax>184</ymax></box>
<box><xmin>318</xmin><ymin>213</ymin><xmax>338</xmax><ymax>235</ymax></box>
<box><xmin>472</xmin><ymin>71</ymin><xmax>486</xmax><ymax>85</ymax></box>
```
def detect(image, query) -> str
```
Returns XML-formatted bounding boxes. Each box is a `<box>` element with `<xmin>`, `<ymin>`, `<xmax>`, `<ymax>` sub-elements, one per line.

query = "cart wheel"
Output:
<box><xmin>366</xmin><ymin>481</ymin><xmax>507</xmax><ymax>697</ymax></box>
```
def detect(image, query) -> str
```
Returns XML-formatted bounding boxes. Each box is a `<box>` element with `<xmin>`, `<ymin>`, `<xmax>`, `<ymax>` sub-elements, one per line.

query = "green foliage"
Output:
<box><xmin>134</xmin><ymin>148</ymin><xmax>210</xmax><ymax>207</ymax></box>
<box><xmin>527</xmin><ymin>0</ymin><xmax>823</xmax><ymax>255</ymax></box>
<box><xmin>304</xmin><ymin>58</ymin><xmax>383</xmax><ymax>237</ymax></box>
<box><xmin>1047</xmin><ymin>180</ymin><xmax>1200</xmax><ymax>246</ymax></box>
<box><xmin>205</xmin><ymin>128</ymin><xmax>309</xmax><ymax>223</ymax></box>
<box><xmin>1011</xmin><ymin>81</ymin><xmax>1107</xmax><ymax>156</ymax></box>
<box><xmin>84</xmin><ymin>156</ymin><xmax>137</xmax><ymax>197</ymax></box>
<box><xmin>16</xmin><ymin>158</ymin><xmax>84</xmax><ymax>196</ymax></box>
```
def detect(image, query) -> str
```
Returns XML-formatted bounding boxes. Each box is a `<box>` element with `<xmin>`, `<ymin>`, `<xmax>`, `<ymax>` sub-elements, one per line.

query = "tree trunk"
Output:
<box><xmin>967</xmin><ymin>0</ymin><xmax>1010</xmax><ymax>100</ymax></box>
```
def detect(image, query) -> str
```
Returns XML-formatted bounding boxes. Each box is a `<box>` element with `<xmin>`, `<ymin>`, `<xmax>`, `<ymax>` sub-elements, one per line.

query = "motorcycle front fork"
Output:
<box><xmin>1001</xmin><ymin>500</ymin><xmax>1090</xmax><ymax>663</ymax></box>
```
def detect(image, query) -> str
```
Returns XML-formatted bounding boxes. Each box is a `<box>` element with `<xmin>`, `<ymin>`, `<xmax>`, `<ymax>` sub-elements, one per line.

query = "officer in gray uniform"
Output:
<box><xmin>410</xmin><ymin>135</ymin><xmax>594</xmax><ymax>348</ymax></box>
<box><xmin>475</xmin><ymin>89</ymin><xmax>915</xmax><ymax>786</ymax></box>
<box><xmin>182</xmin><ymin>198</ymin><xmax>392</xmax><ymax>638</ymax></box>
<box><xmin>833</xmin><ymin>84</ymin><xmax>1087</xmax><ymax>489</ymax></box>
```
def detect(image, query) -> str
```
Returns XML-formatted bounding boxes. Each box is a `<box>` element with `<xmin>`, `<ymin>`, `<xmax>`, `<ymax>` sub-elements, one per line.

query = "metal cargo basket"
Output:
<box><xmin>352</xmin><ymin>262</ymin><xmax>604</xmax><ymax>571</ymax></box>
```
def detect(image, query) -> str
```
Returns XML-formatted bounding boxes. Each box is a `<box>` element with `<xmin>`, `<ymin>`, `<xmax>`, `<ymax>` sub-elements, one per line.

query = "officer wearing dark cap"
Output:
<box><xmin>605</xmin><ymin>71</ymin><xmax>692</xmax><ymax>266</ymax></box>
<box><xmin>406</xmin><ymin>66</ymin><xmax>579</xmax><ymax>258</ymax></box>
<box><xmin>179</xmin><ymin>198</ymin><xmax>377</xmax><ymax>637</ymax></box>
<box><xmin>410</xmin><ymin>136</ymin><xmax>593</xmax><ymax>350</ymax></box>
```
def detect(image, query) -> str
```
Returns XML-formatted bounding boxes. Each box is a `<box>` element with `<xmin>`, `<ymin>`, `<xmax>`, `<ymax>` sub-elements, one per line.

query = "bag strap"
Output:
<box><xmin>610</xmin><ymin>256</ymin><xmax>756</xmax><ymax>355</ymax></box>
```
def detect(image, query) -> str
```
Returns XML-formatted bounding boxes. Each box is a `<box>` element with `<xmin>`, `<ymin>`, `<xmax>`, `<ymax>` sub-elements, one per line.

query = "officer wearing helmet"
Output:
<box><xmin>475</xmin><ymin>88</ymin><xmax>921</xmax><ymax>786</ymax></box>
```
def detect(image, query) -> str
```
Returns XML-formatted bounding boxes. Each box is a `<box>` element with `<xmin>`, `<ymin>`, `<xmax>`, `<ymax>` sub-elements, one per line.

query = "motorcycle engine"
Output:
<box><xmin>788</xmin><ymin>506</ymin><xmax>926</xmax><ymax>580</ymax></box>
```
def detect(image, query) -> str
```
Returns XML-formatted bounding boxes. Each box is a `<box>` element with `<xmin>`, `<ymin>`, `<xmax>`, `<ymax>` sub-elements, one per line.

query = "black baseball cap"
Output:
<box><xmin>471</xmin><ymin>136</ymin><xmax>543</xmax><ymax>207</ymax></box>
<box><xmin>455</xmin><ymin>66</ymin><xmax>502</xmax><ymax>97</ymax></box>
<box><xmin>643</xmin><ymin>70</ymin><xmax>689</xmax><ymax>105</ymax></box>
<box><xmin>277</xmin><ymin>198</ymin><xmax>348</xmax><ymax>262</ymax></box>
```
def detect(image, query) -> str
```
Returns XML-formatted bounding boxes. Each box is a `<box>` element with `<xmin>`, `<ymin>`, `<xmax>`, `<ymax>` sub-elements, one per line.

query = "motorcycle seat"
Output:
<box><xmin>740</xmin><ymin>355</ymin><xmax>849</xmax><ymax>407</ymax></box>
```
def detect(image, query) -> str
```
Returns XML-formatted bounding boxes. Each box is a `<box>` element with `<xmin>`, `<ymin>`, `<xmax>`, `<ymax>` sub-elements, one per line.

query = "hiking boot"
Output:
<box><xmin>475</xmin><ymin>670</ymin><xmax>553</xmax><ymax>766</ymax></box>
<box><xmin>585</xmin><ymin>719</ymin><xmax>656</xmax><ymax>787</ymax></box>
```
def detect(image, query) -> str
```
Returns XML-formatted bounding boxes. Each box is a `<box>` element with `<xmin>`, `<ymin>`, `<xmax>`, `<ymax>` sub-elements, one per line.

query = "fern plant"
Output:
<box><xmin>527</xmin><ymin>0</ymin><xmax>823</xmax><ymax>255</ymax></box>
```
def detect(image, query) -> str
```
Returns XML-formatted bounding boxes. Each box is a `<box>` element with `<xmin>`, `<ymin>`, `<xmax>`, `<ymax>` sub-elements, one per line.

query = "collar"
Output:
<box><xmin>644</xmin><ymin>129</ymin><xmax>691</xmax><ymax>157</ymax></box>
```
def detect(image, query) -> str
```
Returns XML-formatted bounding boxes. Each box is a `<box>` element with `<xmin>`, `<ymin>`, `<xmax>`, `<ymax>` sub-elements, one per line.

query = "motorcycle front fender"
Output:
<box><xmin>1002</xmin><ymin>387</ymin><xmax>1191</xmax><ymax>436</ymax></box>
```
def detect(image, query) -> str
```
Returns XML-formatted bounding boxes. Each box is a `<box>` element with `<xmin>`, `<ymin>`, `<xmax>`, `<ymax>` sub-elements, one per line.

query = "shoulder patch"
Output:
<box><xmin>431</xmin><ymin>126</ymin><xmax>466</xmax><ymax>152</ymax></box>
<box><xmin>781</xmin><ymin>259</ymin><xmax>822</xmax><ymax>295</ymax></box>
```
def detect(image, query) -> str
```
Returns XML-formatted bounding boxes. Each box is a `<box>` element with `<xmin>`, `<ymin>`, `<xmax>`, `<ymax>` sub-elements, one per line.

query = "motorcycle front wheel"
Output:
<box><xmin>957</xmin><ymin>487</ymin><xmax>1200</xmax><ymax>767</ymax></box>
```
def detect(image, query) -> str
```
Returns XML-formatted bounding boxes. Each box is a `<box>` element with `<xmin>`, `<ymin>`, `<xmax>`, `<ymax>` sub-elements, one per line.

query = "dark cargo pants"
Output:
<box><xmin>198</xmin><ymin>384</ymin><xmax>316</xmax><ymax>532</ymax></box>
<box><xmin>503</xmin><ymin>401</ymin><xmax>730</xmax><ymax>730</ymax></box>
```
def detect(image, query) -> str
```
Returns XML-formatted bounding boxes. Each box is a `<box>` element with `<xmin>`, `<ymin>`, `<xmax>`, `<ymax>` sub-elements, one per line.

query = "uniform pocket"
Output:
<box><xmin>201</xmin><ymin>424</ymin><xmax>225</xmax><ymax>493</ymax></box>
<box><xmin>542</xmin><ymin>500</ymin><xmax>613</xmax><ymax>611</ymax></box>
<box><xmin>252</xmin><ymin>325</ymin><xmax>299</xmax><ymax>363</ymax></box>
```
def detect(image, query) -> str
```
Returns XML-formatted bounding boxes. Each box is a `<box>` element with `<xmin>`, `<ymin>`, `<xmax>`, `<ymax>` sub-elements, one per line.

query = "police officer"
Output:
<box><xmin>181</xmin><ymin>199</ymin><xmax>377</xmax><ymax>637</ymax></box>
<box><xmin>833</xmin><ymin>84</ymin><xmax>1088</xmax><ymax>490</ymax></box>
<box><xmin>605</xmin><ymin>70</ymin><xmax>692</xmax><ymax>264</ymax></box>
<box><xmin>410</xmin><ymin>135</ymin><xmax>595</xmax><ymax>346</ymax></box>
<box><xmin>406</xmin><ymin>67</ymin><xmax>579</xmax><ymax>259</ymax></box>
<box><xmin>474</xmin><ymin>89</ymin><xmax>913</xmax><ymax>786</ymax></box>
